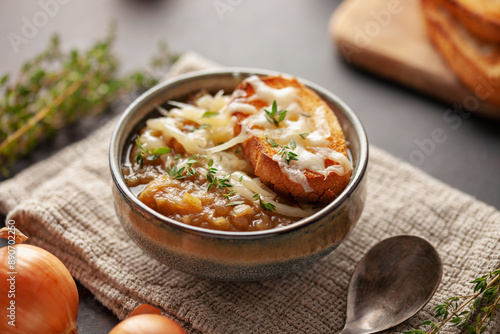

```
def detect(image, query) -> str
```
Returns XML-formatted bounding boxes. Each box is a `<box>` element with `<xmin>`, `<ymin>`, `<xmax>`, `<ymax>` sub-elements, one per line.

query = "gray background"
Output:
<box><xmin>1</xmin><ymin>0</ymin><xmax>499</xmax><ymax>332</ymax></box>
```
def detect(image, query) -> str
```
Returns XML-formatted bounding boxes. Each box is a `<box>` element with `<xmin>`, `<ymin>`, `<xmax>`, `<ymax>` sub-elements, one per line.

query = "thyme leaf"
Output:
<box><xmin>223</xmin><ymin>190</ymin><xmax>238</xmax><ymax>199</ymax></box>
<box><xmin>264</xmin><ymin>100</ymin><xmax>287</xmax><ymax>127</ymax></box>
<box><xmin>252</xmin><ymin>193</ymin><xmax>276</xmax><ymax>212</ymax></box>
<box><xmin>206</xmin><ymin>159</ymin><xmax>233</xmax><ymax>192</ymax></box>
<box><xmin>279</xmin><ymin>139</ymin><xmax>298</xmax><ymax>165</ymax></box>
<box><xmin>135</xmin><ymin>138</ymin><xmax>171</xmax><ymax>167</ymax></box>
<box><xmin>202</xmin><ymin>111</ymin><xmax>219</xmax><ymax>118</ymax></box>
<box><xmin>166</xmin><ymin>165</ymin><xmax>185</xmax><ymax>180</ymax></box>
<box><xmin>279</xmin><ymin>146</ymin><xmax>298</xmax><ymax>165</ymax></box>
<box><xmin>266</xmin><ymin>137</ymin><xmax>279</xmax><ymax>148</ymax></box>
<box><xmin>265</xmin><ymin>137</ymin><xmax>298</xmax><ymax>165</ymax></box>
<box><xmin>165</xmin><ymin>154</ymin><xmax>200</xmax><ymax>180</ymax></box>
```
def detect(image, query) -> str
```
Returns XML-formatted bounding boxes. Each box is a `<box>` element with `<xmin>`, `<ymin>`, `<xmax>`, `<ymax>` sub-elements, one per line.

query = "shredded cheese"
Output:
<box><xmin>225</xmin><ymin>75</ymin><xmax>352</xmax><ymax>192</ymax></box>
<box><xmin>138</xmin><ymin>76</ymin><xmax>352</xmax><ymax>218</ymax></box>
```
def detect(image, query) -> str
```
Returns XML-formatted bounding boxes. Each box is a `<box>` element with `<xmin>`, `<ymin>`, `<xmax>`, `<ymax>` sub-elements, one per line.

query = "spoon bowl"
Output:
<box><xmin>341</xmin><ymin>235</ymin><xmax>442</xmax><ymax>334</ymax></box>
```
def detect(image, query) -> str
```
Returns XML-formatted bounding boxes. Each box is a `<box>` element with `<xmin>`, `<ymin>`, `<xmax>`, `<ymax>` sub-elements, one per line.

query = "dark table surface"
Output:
<box><xmin>1</xmin><ymin>0</ymin><xmax>499</xmax><ymax>332</ymax></box>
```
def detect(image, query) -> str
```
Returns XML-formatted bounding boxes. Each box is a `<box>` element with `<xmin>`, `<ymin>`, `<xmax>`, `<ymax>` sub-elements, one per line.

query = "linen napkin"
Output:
<box><xmin>1</xmin><ymin>53</ymin><xmax>499</xmax><ymax>334</ymax></box>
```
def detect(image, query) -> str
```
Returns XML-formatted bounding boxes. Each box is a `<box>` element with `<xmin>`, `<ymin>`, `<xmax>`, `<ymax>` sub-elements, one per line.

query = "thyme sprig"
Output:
<box><xmin>165</xmin><ymin>154</ymin><xmax>199</xmax><ymax>180</ymax></box>
<box><xmin>252</xmin><ymin>193</ymin><xmax>276</xmax><ymax>212</ymax></box>
<box><xmin>224</xmin><ymin>189</ymin><xmax>245</xmax><ymax>207</ymax></box>
<box><xmin>166</xmin><ymin>165</ymin><xmax>186</xmax><ymax>180</ymax></box>
<box><xmin>264</xmin><ymin>100</ymin><xmax>287</xmax><ymax>127</ymax></box>
<box><xmin>404</xmin><ymin>269</ymin><xmax>500</xmax><ymax>334</ymax></box>
<box><xmin>0</xmin><ymin>26</ymin><xmax>179</xmax><ymax>176</ymax></box>
<box><xmin>266</xmin><ymin>137</ymin><xmax>298</xmax><ymax>165</ymax></box>
<box><xmin>206</xmin><ymin>159</ymin><xmax>233</xmax><ymax>191</ymax></box>
<box><xmin>135</xmin><ymin>138</ymin><xmax>171</xmax><ymax>167</ymax></box>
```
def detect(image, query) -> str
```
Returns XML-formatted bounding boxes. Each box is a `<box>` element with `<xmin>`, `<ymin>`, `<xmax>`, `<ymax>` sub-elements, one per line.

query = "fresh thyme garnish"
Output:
<box><xmin>202</xmin><ymin>111</ymin><xmax>219</xmax><ymax>118</ymax></box>
<box><xmin>166</xmin><ymin>165</ymin><xmax>186</xmax><ymax>180</ymax></box>
<box><xmin>238</xmin><ymin>175</ymin><xmax>243</xmax><ymax>182</ymax></box>
<box><xmin>279</xmin><ymin>146</ymin><xmax>298</xmax><ymax>165</ymax></box>
<box><xmin>264</xmin><ymin>100</ymin><xmax>287</xmax><ymax>127</ymax></box>
<box><xmin>266</xmin><ymin>137</ymin><xmax>279</xmax><ymax>147</ymax></box>
<box><xmin>186</xmin><ymin>154</ymin><xmax>200</xmax><ymax>166</ymax></box>
<box><xmin>224</xmin><ymin>190</ymin><xmax>243</xmax><ymax>206</ymax></box>
<box><xmin>252</xmin><ymin>193</ymin><xmax>276</xmax><ymax>212</ymax></box>
<box><xmin>265</xmin><ymin>137</ymin><xmax>298</xmax><ymax>165</ymax></box>
<box><xmin>206</xmin><ymin>159</ymin><xmax>233</xmax><ymax>191</ymax></box>
<box><xmin>223</xmin><ymin>190</ymin><xmax>238</xmax><ymax>199</ymax></box>
<box><xmin>404</xmin><ymin>269</ymin><xmax>500</xmax><ymax>334</ymax></box>
<box><xmin>173</xmin><ymin>153</ymin><xmax>183</xmax><ymax>160</ymax></box>
<box><xmin>135</xmin><ymin>138</ymin><xmax>171</xmax><ymax>167</ymax></box>
<box><xmin>299</xmin><ymin>112</ymin><xmax>312</xmax><ymax>118</ymax></box>
<box><xmin>299</xmin><ymin>133</ymin><xmax>309</xmax><ymax>139</ymax></box>
<box><xmin>186</xmin><ymin>167</ymin><xmax>197</xmax><ymax>177</ymax></box>
<box><xmin>165</xmin><ymin>154</ymin><xmax>199</xmax><ymax>180</ymax></box>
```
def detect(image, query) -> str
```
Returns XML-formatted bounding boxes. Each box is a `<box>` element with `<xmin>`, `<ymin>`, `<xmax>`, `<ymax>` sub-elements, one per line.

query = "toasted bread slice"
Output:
<box><xmin>422</xmin><ymin>0</ymin><xmax>500</xmax><ymax>108</ymax></box>
<box><xmin>229</xmin><ymin>75</ymin><xmax>352</xmax><ymax>204</ymax></box>
<box><xmin>435</xmin><ymin>0</ymin><xmax>500</xmax><ymax>43</ymax></box>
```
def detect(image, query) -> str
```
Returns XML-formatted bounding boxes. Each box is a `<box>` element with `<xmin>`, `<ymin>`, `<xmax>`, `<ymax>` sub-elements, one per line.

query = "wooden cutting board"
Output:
<box><xmin>329</xmin><ymin>0</ymin><xmax>499</xmax><ymax>119</ymax></box>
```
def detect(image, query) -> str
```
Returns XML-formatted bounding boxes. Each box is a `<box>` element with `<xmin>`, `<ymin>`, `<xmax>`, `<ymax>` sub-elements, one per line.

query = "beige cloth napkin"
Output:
<box><xmin>1</xmin><ymin>53</ymin><xmax>499</xmax><ymax>334</ymax></box>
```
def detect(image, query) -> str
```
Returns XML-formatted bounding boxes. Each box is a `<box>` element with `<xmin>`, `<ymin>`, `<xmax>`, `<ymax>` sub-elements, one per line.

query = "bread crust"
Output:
<box><xmin>437</xmin><ymin>0</ymin><xmax>500</xmax><ymax>43</ymax></box>
<box><xmin>422</xmin><ymin>0</ymin><xmax>500</xmax><ymax>108</ymax></box>
<box><xmin>231</xmin><ymin>76</ymin><xmax>351</xmax><ymax>204</ymax></box>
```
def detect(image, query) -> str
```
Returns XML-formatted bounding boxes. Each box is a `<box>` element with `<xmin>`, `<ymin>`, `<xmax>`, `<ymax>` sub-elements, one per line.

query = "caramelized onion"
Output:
<box><xmin>0</xmin><ymin>227</ymin><xmax>79</xmax><ymax>334</ymax></box>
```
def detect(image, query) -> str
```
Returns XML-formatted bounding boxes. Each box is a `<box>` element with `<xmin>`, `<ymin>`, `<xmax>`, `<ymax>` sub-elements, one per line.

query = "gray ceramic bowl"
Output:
<box><xmin>109</xmin><ymin>68</ymin><xmax>368</xmax><ymax>281</ymax></box>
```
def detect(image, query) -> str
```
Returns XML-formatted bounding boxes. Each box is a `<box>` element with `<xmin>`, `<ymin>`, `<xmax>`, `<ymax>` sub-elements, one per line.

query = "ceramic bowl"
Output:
<box><xmin>109</xmin><ymin>68</ymin><xmax>368</xmax><ymax>281</ymax></box>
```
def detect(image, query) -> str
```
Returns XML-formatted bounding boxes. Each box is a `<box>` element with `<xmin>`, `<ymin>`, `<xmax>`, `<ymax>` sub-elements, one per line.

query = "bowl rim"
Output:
<box><xmin>109</xmin><ymin>67</ymin><xmax>369</xmax><ymax>240</ymax></box>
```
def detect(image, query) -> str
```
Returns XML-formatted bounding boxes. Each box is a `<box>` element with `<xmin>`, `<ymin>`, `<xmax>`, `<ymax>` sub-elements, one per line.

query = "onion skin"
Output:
<box><xmin>130</xmin><ymin>304</ymin><xmax>162</xmax><ymax>316</ymax></box>
<box><xmin>0</xmin><ymin>244</ymin><xmax>79</xmax><ymax>334</ymax></box>
<box><xmin>109</xmin><ymin>314</ymin><xmax>186</xmax><ymax>334</ymax></box>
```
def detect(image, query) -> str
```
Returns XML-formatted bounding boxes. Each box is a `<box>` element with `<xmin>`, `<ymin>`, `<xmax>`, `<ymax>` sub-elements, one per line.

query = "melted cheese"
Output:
<box><xmin>139</xmin><ymin>90</ymin><xmax>316</xmax><ymax>218</ymax></box>
<box><xmin>246</xmin><ymin>75</ymin><xmax>298</xmax><ymax>107</ymax></box>
<box><xmin>272</xmin><ymin>155</ymin><xmax>314</xmax><ymax>193</ymax></box>
<box><xmin>227</xmin><ymin>101</ymin><xmax>258</xmax><ymax>114</ymax></box>
<box><xmin>139</xmin><ymin>76</ymin><xmax>351</xmax><ymax>216</ymax></box>
<box><xmin>147</xmin><ymin>117</ymin><xmax>207</xmax><ymax>154</ymax></box>
<box><xmin>226</xmin><ymin>75</ymin><xmax>352</xmax><ymax>193</ymax></box>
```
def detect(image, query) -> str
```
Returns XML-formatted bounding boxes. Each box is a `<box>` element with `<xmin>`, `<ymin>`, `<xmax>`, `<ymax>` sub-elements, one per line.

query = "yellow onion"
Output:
<box><xmin>110</xmin><ymin>305</ymin><xmax>186</xmax><ymax>334</ymax></box>
<box><xmin>0</xmin><ymin>227</ymin><xmax>79</xmax><ymax>334</ymax></box>
<box><xmin>129</xmin><ymin>304</ymin><xmax>162</xmax><ymax>317</ymax></box>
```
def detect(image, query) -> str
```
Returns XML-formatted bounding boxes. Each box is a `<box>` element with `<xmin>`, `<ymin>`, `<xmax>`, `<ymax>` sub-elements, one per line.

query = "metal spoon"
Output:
<box><xmin>340</xmin><ymin>235</ymin><xmax>442</xmax><ymax>334</ymax></box>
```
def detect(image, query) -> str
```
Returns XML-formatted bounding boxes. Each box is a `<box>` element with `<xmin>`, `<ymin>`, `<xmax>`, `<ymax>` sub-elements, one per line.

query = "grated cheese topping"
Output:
<box><xmin>137</xmin><ymin>76</ymin><xmax>352</xmax><ymax>218</ymax></box>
